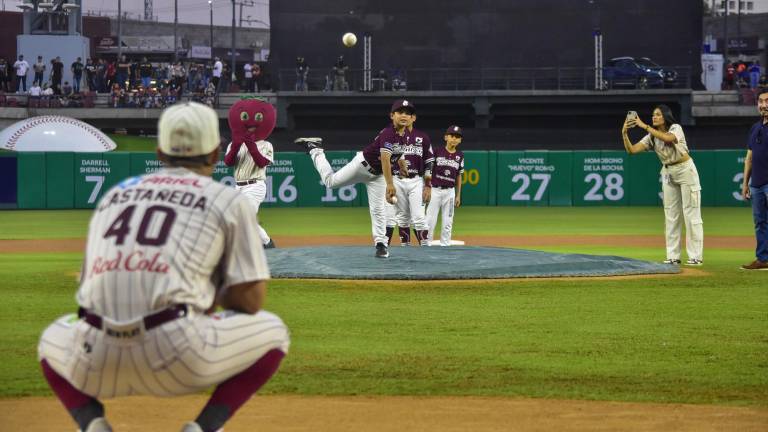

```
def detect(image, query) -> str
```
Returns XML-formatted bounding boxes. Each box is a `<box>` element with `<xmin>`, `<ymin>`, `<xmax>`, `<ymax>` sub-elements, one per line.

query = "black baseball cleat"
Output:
<box><xmin>294</xmin><ymin>137</ymin><xmax>323</xmax><ymax>153</ymax></box>
<box><xmin>264</xmin><ymin>239</ymin><xmax>276</xmax><ymax>249</ymax></box>
<box><xmin>375</xmin><ymin>242</ymin><xmax>389</xmax><ymax>258</ymax></box>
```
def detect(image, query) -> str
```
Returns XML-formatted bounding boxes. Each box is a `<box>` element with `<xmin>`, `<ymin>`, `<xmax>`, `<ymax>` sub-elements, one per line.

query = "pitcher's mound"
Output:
<box><xmin>265</xmin><ymin>246</ymin><xmax>679</xmax><ymax>280</ymax></box>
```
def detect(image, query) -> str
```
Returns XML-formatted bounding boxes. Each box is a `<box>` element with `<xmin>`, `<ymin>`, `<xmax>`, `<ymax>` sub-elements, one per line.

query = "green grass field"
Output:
<box><xmin>109</xmin><ymin>134</ymin><xmax>157</xmax><ymax>152</ymax></box>
<box><xmin>0</xmin><ymin>207</ymin><xmax>766</xmax><ymax>407</ymax></box>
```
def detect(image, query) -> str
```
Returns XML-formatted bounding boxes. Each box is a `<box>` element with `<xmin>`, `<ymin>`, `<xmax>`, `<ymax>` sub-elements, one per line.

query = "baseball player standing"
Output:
<box><xmin>295</xmin><ymin>99</ymin><xmax>414</xmax><ymax>258</ymax></box>
<box><xmin>37</xmin><ymin>102</ymin><xmax>290</xmax><ymax>432</ymax></box>
<box><xmin>426</xmin><ymin>125</ymin><xmax>465</xmax><ymax>246</ymax></box>
<box><xmin>224</xmin><ymin>98</ymin><xmax>278</xmax><ymax>248</ymax></box>
<box><xmin>385</xmin><ymin>113</ymin><xmax>434</xmax><ymax>245</ymax></box>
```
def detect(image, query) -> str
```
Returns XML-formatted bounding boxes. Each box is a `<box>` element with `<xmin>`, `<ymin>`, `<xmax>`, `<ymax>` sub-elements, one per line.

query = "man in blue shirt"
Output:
<box><xmin>741</xmin><ymin>88</ymin><xmax>768</xmax><ymax>270</ymax></box>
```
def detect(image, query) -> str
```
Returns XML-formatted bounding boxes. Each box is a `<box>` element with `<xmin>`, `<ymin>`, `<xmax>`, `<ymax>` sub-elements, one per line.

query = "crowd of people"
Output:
<box><xmin>724</xmin><ymin>60</ymin><xmax>767</xmax><ymax>91</ymax></box>
<box><xmin>0</xmin><ymin>54</ymin><xmax>267</xmax><ymax>108</ymax></box>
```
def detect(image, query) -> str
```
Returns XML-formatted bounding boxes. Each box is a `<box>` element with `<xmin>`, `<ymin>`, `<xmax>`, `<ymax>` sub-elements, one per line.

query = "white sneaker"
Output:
<box><xmin>180</xmin><ymin>422</ymin><xmax>204</xmax><ymax>432</ymax></box>
<box><xmin>181</xmin><ymin>421</ymin><xmax>224</xmax><ymax>432</ymax></box>
<box><xmin>662</xmin><ymin>258</ymin><xmax>681</xmax><ymax>265</ymax></box>
<box><xmin>79</xmin><ymin>417</ymin><xmax>113</xmax><ymax>432</ymax></box>
<box><xmin>685</xmin><ymin>258</ymin><xmax>703</xmax><ymax>266</ymax></box>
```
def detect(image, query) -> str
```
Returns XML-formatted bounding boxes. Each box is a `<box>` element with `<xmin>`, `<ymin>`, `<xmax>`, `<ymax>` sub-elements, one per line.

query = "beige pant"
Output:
<box><xmin>38</xmin><ymin>309</ymin><xmax>290</xmax><ymax>398</ymax></box>
<box><xmin>661</xmin><ymin>159</ymin><xmax>703</xmax><ymax>261</ymax></box>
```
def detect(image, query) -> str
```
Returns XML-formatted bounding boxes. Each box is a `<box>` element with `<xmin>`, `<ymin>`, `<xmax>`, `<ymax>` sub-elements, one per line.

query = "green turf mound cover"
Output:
<box><xmin>265</xmin><ymin>246</ymin><xmax>680</xmax><ymax>280</ymax></box>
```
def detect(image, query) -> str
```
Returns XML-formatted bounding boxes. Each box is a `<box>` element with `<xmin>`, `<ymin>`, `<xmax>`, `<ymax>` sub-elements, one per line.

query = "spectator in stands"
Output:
<box><xmin>110</xmin><ymin>83</ymin><xmax>124</xmax><ymax>108</ymax></box>
<box><xmin>188</xmin><ymin>61</ymin><xmax>200</xmax><ymax>91</ymax></box>
<box><xmin>130</xmin><ymin>57</ymin><xmax>140</xmax><ymax>89</ymax></box>
<box><xmin>71</xmin><ymin>57</ymin><xmax>84</xmax><ymax>93</ymax></box>
<box><xmin>139</xmin><ymin>57</ymin><xmax>153</xmax><ymax>89</ymax></box>
<box><xmin>116</xmin><ymin>55</ymin><xmax>130</xmax><ymax>89</ymax></box>
<box><xmin>105</xmin><ymin>59</ymin><xmax>116</xmax><ymax>91</ymax></box>
<box><xmin>28</xmin><ymin>81</ymin><xmax>42</xmax><ymax>99</ymax></box>
<box><xmin>51</xmin><ymin>57</ymin><xmax>63</xmax><ymax>94</ymax></box>
<box><xmin>14</xmin><ymin>55</ymin><xmax>29</xmax><ymax>93</ymax></box>
<box><xmin>33</xmin><ymin>55</ymin><xmax>46</xmax><ymax>87</ymax></box>
<box><xmin>295</xmin><ymin>57</ymin><xmax>309</xmax><ymax>91</ymax></box>
<box><xmin>85</xmin><ymin>58</ymin><xmax>97</xmax><ymax>92</ymax></box>
<box><xmin>0</xmin><ymin>57</ymin><xmax>9</xmax><ymax>92</ymax></box>
<box><xmin>212</xmin><ymin>57</ymin><xmax>223</xmax><ymax>91</ymax></box>
<box><xmin>725</xmin><ymin>62</ymin><xmax>736</xmax><ymax>90</ymax></box>
<box><xmin>173</xmin><ymin>62</ymin><xmax>186</xmax><ymax>96</ymax></box>
<box><xmin>203</xmin><ymin>81</ymin><xmax>216</xmax><ymax>107</ymax></box>
<box><xmin>61</xmin><ymin>81</ymin><xmax>73</xmax><ymax>97</ymax></box>
<box><xmin>204</xmin><ymin>61</ymin><xmax>213</xmax><ymax>87</ymax></box>
<box><xmin>244</xmin><ymin>62</ymin><xmax>254</xmax><ymax>92</ymax></box>
<box><xmin>332</xmin><ymin>55</ymin><xmax>348</xmax><ymax>91</ymax></box>
<box><xmin>41</xmin><ymin>82</ymin><xmax>54</xmax><ymax>98</ymax></box>
<box><xmin>749</xmin><ymin>62</ymin><xmax>761</xmax><ymax>90</ymax></box>
<box><xmin>252</xmin><ymin>62</ymin><xmax>261</xmax><ymax>92</ymax></box>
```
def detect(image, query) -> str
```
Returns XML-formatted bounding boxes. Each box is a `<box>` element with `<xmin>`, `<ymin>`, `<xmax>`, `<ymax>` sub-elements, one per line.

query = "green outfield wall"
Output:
<box><xmin>10</xmin><ymin>150</ymin><xmax>750</xmax><ymax>209</ymax></box>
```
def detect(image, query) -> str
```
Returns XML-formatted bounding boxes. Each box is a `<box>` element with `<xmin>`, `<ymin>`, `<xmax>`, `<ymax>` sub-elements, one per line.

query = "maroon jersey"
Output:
<box><xmin>391</xmin><ymin>128</ymin><xmax>435</xmax><ymax>177</ymax></box>
<box><xmin>431</xmin><ymin>147</ymin><xmax>464</xmax><ymax>188</ymax></box>
<box><xmin>362</xmin><ymin>124</ymin><xmax>407</xmax><ymax>174</ymax></box>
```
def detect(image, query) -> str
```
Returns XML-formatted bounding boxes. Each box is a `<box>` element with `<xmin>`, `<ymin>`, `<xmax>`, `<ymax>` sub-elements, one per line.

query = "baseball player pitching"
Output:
<box><xmin>385</xmin><ymin>111</ymin><xmax>434</xmax><ymax>245</ymax></box>
<box><xmin>37</xmin><ymin>102</ymin><xmax>290</xmax><ymax>432</ymax></box>
<box><xmin>426</xmin><ymin>125</ymin><xmax>465</xmax><ymax>246</ymax></box>
<box><xmin>295</xmin><ymin>99</ymin><xmax>414</xmax><ymax>258</ymax></box>
<box><xmin>224</xmin><ymin>97</ymin><xmax>277</xmax><ymax>248</ymax></box>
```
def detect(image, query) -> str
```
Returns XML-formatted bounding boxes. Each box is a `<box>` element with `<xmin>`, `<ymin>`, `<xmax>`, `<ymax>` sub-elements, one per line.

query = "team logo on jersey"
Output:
<box><xmin>117</xmin><ymin>176</ymin><xmax>141</xmax><ymax>189</ymax></box>
<box><xmin>415</xmin><ymin>137</ymin><xmax>423</xmax><ymax>144</ymax></box>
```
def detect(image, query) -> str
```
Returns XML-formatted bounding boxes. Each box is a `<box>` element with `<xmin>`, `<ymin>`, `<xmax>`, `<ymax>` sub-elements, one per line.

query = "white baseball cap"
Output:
<box><xmin>157</xmin><ymin>102</ymin><xmax>220</xmax><ymax>157</ymax></box>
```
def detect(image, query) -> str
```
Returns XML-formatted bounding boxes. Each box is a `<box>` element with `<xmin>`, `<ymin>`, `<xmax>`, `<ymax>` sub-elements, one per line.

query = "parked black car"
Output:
<box><xmin>603</xmin><ymin>57</ymin><xmax>678</xmax><ymax>89</ymax></box>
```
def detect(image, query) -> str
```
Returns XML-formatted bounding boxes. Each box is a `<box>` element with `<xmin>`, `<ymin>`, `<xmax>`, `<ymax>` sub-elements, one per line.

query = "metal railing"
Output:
<box><xmin>277</xmin><ymin>66</ymin><xmax>692</xmax><ymax>92</ymax></box>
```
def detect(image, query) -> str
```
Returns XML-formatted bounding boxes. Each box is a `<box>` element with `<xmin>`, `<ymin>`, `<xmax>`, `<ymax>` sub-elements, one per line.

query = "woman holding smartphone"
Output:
<box><xmin>622</xmin><ymin>105</ymin><xmax>704</xmax><ymax>265</ymax></box>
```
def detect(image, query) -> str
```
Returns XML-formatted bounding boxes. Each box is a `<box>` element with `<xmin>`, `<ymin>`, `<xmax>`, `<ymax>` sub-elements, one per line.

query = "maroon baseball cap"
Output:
<box><xmin>390</xmin><ymin>99</ymin><xmax>416</xmax><ymax>114</ymax></box>
<box><xmin>445</xmin><ymin>125</ymin><xmax>463</xmax><ymax>136</ymax></box>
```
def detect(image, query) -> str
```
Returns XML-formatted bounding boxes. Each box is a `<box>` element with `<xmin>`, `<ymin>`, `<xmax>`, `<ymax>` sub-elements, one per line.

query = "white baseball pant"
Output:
<box><xmin>236</xmin><ymin>181</ymin><xmax>271</xmax><ymax>245</ymax></box>
<box><xmin>426</xmin><ymin>187</ymin><xmax>456</xmax><ymax>246</ymax></box>
<box><xmin>661</xmin><ymin>159</ymin><xmax>703</xmax><ymax>261</ymax></box>
<box><xmin>311</xmin><ymin>150</ymin><xmax>387</xmax><ymax>245</ymax></box>
<box><xmin>38</xmin><ymin>309</ymin><xmax>290</xmax><ymax>398</ymax></box>
<box><xmin>385</xmin><ymin>176</ymin><xmax>428</xmax><ymax>231</ymax></box>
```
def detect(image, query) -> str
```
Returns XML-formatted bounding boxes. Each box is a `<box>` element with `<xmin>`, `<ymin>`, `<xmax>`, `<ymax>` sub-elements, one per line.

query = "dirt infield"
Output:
<box><xmin>0</xmin><ymin>234</ymin><xmax>754</xmax><ymax>253</ymax></box>
<box><xmin>1</xmin><ymin>394</ymin><xmax>767</xmax><ymax>432</ymax></box>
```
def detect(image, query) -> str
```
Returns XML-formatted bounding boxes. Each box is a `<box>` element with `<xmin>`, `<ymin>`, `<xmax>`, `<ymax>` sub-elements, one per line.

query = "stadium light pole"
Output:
<box><xmin>209</xmin><ymin>0</ymin><xmax>214</xmax><ymax>52</ymax></box>
<box><xmin>231</xmin><ymin>0</ymin><xmax>236</xmax><ymax>85</ymax></box>
<box><xmin>173</xmin><ymin>0</ymin><xmax>178</xmax><ymax>62</ymax></box>
<box><xmin>117</xmin><ymin>0</ymin><xmax>122</xmax><ymax>60</ymax></box>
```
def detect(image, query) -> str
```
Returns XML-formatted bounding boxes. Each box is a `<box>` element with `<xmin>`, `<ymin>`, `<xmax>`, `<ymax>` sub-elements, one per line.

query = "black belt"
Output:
<box><xmin>360</xmin><ymin>160</ymin><xmax>380</xmax><ymax>175</ymax></box>
<box><xmin>434</xmin><ymin>185</ymin><xmax>454</xmax><ymax>189</ymax></box>
<box><xmin>78</xmin><ymin>304</ymin><xmax>188</xmax><ymax>335</ymax></box>
<box><xmin>236</xmin><ymin>179</ymin><xmax>261</xmax><ymax>186</ymax></box>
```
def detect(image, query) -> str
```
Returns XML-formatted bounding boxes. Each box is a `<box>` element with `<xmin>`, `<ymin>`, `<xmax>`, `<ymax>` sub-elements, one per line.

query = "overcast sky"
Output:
<box><xmin>3</xmin><ymin>0</ymin><xmax>269</xmax><ymax>28</ymax></box>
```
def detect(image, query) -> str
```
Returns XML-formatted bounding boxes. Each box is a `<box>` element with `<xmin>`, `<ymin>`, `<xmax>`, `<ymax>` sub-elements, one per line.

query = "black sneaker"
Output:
<box><xmin>375</xmin><ymin>242</ymin><xmax>389</xmax><ymax>258</ymax></box>
<box><xmin>294</xmin><ymin>137</ymin><xmax>323</xmax><ymax>153</ymax></box>
<box><xmin>264</xmin><ymin>239</ymin><xmax>276</xmax><ymax>249</ymax></box>
<box><xmin>662</xmin><ymin>258</ymin><xmax>681</xmax><ymax>265</ymax></box>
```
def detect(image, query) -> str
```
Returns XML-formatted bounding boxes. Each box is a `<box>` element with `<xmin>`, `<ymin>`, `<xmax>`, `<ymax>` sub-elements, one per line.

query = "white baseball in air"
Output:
<box><xmin>0</xmin><ymin>115</ymin><xmax>116</xmax><ymax>152</ymax></box>
<box><xmin>390</xmin><ymin>196</ymin><xmax>397</xmax><ymax>204</ymax></box>
<box><xmin>342</xmin><ymin>32</ymin><xmax>357</xmax><ymax>47</ymax></box>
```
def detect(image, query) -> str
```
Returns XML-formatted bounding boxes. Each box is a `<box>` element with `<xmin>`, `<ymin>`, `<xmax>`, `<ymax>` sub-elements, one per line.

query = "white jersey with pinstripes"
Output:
<box><xmin>77</xmin><ymin>166</ymin><xmax>269</xmax><ymax>318</ymax></box>
<box><xmin>37</xmin><ymin>166</ymin><xmax>290</xmax><ymax>398</ymax></box>
<box><xmin>227</xmin><ymin>140</ymin><xmax>274</xmax><ymax>182</ymax></box>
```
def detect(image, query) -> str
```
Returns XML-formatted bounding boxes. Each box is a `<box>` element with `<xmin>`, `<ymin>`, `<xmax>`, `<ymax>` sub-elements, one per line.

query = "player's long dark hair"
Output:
<box><xmin>653</xmin><ymin>104</ymin><xmax>677</xmax><ymax>130</ymax></box>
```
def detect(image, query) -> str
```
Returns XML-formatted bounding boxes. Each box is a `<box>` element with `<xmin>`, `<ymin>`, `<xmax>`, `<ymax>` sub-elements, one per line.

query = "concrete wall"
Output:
<box><xmin>16</xmin><ymin>35</ymin><xmax>90</xmax><ymax>90</ymax></box>
<box><xmin>110</xmin><ymin>19</ymin><xmax>270</xmax><ymax>55</ymax></box>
